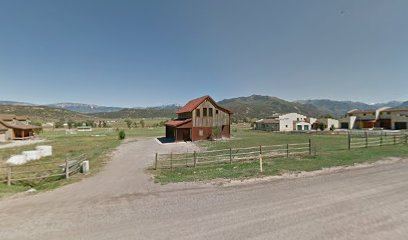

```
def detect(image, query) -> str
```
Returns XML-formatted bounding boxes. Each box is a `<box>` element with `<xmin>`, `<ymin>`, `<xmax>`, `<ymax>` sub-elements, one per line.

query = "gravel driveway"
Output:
<box><xmin>0</xmin><ymin>138</ymin><xmax>407</xmax><ymax>240</ymax></box>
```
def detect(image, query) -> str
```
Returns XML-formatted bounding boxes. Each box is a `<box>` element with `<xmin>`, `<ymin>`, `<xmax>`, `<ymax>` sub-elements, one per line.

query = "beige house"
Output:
<box><xmin>312</xmin><ymin>118</ymin><xmax>339</xmax><ymax>131</ymax></box>
<box><xmin>0</xmin><ymin>114</ymin><xmax>41</xmax><ymax>142</ymax></box>
<box><xmin>339</xmin><ymin>108</ymin><xmax>408</xmax><ymax>130</ymax></box>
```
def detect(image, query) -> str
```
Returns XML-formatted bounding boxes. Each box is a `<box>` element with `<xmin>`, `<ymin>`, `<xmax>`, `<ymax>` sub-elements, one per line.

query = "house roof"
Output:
<box><xmin>379</xmin><ymin>108</ymin><xmax>408</xmax><ymax>113</ymax></box>
<box><xmin>15</xmin><ymin>115</ymin><xmax>29</xmax><ymax>121</ymax></box>
<box><xmin>0</xmin><ymin>114</ymin><xmax>16</xmax><ymax>121</ymax></box>
<box><xmin>176</xmin><ymin>95</ymin><xmax>232</xmax><ymax>114</ymax></box>
<box><xmin>348</xmin><ymin>108</ymin><xmax>408</xmax><ymax>114</ymax></box>
<box><xmin>165</xmin><ymin>118</ymin><xmax>192</xmax><ymax>127</ymax></box>
<box><xmin>0</xmin><ymin>122</ymin><xmax>8</xmax><ymax>131</ymax></box>
<box><xmin>0</xmin><ymin>120</ymin><xmax>40</xmax><ymax>130</ymax></box>
<box><xmin>348</xmin><ymin>109</ymin><xmax>376</xmax><ymax>114</ymax></box>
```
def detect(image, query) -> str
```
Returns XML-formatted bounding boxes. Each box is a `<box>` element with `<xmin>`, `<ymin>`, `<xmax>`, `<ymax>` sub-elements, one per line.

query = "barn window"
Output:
<box><xmin>216</xmin><ymin>110</ymin><xmax>219</xmax><ymax>114</ymax></box>
<box><xmin>196</xmin><ymin>109</ymin><xmax>200</xmax><ymax>117</ymax></box>
<box><xmin>203</xmin><ymin>108</ymin><xmax>207</xmax><ymax>117</ymax></box>
<box><xmin>209</xmin><ymin>108</ymin><xmax>213</xmax><ymax>117</ymax></box>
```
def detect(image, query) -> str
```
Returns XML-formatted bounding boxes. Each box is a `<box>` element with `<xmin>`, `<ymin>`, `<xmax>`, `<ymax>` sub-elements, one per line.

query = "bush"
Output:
<box><xmin>118</xmin><ymin>130</ymin><xmax>126</xmax><ymax>140</ymax></box>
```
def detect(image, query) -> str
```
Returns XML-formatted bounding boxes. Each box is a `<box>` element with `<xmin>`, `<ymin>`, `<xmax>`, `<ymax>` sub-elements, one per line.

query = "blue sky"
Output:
<box><xmin>0</xmin><ymin>0</ymin><xmax>407</xmax><ymax>107</ymax></box>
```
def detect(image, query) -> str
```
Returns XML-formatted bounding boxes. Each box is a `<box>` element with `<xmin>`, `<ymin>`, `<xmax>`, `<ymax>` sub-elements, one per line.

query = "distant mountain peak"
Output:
<box><xmin>0</xmin><ymin>100</ymin><xmax>35</xmax><ymax>106</ymax></box>
<box><xmin>47</xmin><ymin>103</ymin><xmax>123</xmax><ymax>114</ymax></box>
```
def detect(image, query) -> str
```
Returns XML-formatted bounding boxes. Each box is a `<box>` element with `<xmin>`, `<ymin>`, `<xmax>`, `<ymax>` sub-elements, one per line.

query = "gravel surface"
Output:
<box><xmin>0</xmin><ymin>138</ymin><xmax>407</xmax><ymax>240</ymax></box>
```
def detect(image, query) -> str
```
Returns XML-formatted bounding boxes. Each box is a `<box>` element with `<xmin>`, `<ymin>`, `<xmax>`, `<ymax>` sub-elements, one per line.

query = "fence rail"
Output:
<box><xmin>348</xmin><ymin>133</ymin><xmax>408</xmax><ymax>150</ymax></box>
<box><xmin>155</xmin><ymin>132</ymin><xmax>408</xmax><ymax>171</ymax></box>
<box><xmin>155</xmin><ymin>140</ymin><xmax>312</xmax><ymax>170</ymax></box>
<box><xmin>0</xmin><ymin>155</ymin><xmax>86</xmax><ymax>186</ymax></box>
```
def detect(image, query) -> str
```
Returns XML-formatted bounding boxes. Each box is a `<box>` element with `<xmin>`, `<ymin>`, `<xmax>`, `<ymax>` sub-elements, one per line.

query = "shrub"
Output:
<box><xmin>210</xmin><ymin>126</ymin><xmax>222</xmax><ymax>140</ymax></box>
<box><xmin>125</xmin><ymin>119</ymin><xmax>132</xmax><ymax>129</ymax></box>
<box><xmin>118</xmin><ymin>130</ymin><xmax>126</xmax><ymax>140</ymax></box>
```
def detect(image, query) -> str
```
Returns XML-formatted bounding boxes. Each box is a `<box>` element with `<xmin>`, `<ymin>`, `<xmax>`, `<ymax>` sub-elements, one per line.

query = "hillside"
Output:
<box><xmin>48</xmin><ymin>103</ymin><xmax>123</xmax><ymax>114</ymax></box>
<box><xmin>0</xmin><ymin>105</ymin><xmax>95</xmax><ymax>122</ymax></box>
<box><xmin>1</xmin><ymin>97</ymin><xmax>406</xmax><ymax>122</ymax></box>
<box><xmin>219</xmin><ymin>95</ymin><xmax>323</xmax><ymax>120</ymax></box>
<box><xmin>90</xmin><ymin>105</ymin><xmax>180</xmax><ymax>119</ymax></box>
<box><xmin>298</xmin><ymin>99</ymin><xmax>403</xmax><ymax>118</ymax></box>
<box><xmin>92</xmin><ymin>96</ymin><xmax>325</xmax><ymax>120</ymax></box>
<box><xmin>399</xmin><ymin>101</ymin><xmax>408</xmax><ymax>108</ymax></box>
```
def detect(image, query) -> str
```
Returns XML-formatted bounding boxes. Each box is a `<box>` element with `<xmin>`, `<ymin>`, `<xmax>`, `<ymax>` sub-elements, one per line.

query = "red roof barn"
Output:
<box><xmin>165</xmin><ymin>96</ymin><xmax>232</xmax><ymax>142</ymax></box>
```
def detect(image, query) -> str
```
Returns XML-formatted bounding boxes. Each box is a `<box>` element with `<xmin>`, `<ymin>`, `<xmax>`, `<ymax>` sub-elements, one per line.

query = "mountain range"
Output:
<box><xmin>0</xmin><ymin>96</ymin><xmax>407</xmax><ymax>121</ymax></box>
<box><xmin>296</xmin><ymin>99</ymin><xmax>403</xmax><ymax>118</ymax></box>
<box><xmin>0</xmin><ymin>104</ymin><xmax>93</xmax><ymax>122</ymax></box>
<box><xmin>47</xmin><ymin>103</ymin><xmax>123</xmax><ymax>114</ymax></box>
<box><xmin>89</xmin><ymin>105</ymin><xmax>180</xmax><ymax>119</ymax></box>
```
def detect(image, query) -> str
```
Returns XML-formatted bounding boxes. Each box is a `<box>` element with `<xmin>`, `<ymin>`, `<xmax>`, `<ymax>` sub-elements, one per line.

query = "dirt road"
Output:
<box><xmin>1</xmin><ymin>139</ymin><xmax>407</xmax><ymax>240</ymax></box>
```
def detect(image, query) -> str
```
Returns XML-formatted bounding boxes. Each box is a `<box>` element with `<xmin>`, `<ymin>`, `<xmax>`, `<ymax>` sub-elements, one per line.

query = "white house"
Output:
<box><xmin>313</xmin><ymin>118</ymin><xmax>340</xmax><ymax>130</ymax></box>
<box><xmin>255</xmin><ymin>113</ymin><xmax>317</xmax><ymax>132</ymax></box>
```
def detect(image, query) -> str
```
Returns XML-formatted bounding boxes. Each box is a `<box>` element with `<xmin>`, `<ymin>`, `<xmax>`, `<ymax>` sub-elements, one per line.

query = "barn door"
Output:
<box><xmin>183</xmin><ymin>129</ymin><xmax>191</xmax><ymax>141</ymax></box>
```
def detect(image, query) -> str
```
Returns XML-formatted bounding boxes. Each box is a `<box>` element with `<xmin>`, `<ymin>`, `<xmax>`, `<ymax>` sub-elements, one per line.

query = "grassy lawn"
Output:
<box><xmin>0</xmin><ymin>127</ymin><xmax>164</xmax><ymax>198</ymax></box>
<box><xmin>155</xmin><ymin>127</ymin><xmax>408</xmax><ymax>183</ymax></box>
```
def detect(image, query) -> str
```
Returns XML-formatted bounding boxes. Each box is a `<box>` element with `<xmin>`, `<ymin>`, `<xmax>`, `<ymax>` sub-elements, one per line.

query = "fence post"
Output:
<box><xmin>193</xmin><ymin>151</ymin><xmax>197</xmax><ymax>167</ymax></box>
<box><xmin>229</xmin><ymin>148</ymin><xmax>232</xmax><ymax>164</ymax></box>
<box><xmin>186</xmin><ymin>152</ymin><xmax>188</xmax><ymax>167</ymax></box>
<box><xmin>348</xmin><ymin>132</ymin><xmax>351</xmax><ymax>150</ymax></box>
<box><xmin>309</xmin><ymin>139</ymin><xmax>312</xmax><ymax>155</ymax></box>
<box><xmin>7</xmin><ymin>166</ymin><xmax>11</xmax><ymax>186</ymax></box>
<box><xmin>170</xmin><ymin>152</ymin><xmax>173</xmax><ymax>170</ymax></box>
<box><xmin>286</xmin><ymin>144</ymin><xmax>289</xmax><ymax>158</ymax></box>
<box><xmin>155</xmin><ymin>153</ymin><xmax>158</xmax><ymax>170</ymax></box>
<box><xmin>259</xmin><ymin>153</ymin><xmax>263</xmax><ymax>174</ymax></box>
<box><xmin>65</xmin><ymin>159</ymin><xmax>70</xmax><ymax>179</ymax></box>
<box><xmin>365</xmin><ymin>131</ymin><xmax>368</xmax><ymax>148</ymax></box>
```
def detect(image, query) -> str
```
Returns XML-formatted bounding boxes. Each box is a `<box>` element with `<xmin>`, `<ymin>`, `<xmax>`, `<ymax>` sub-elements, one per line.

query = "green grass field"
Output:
<box><xmin>155</xmin><ymin>128</ymin><xmax>408</xmax><ymax>183</ymax></box>
<box><xmin>0</xmin><ymin>127</ymin><xmax>164</xmax><ymax>198</ymax></box>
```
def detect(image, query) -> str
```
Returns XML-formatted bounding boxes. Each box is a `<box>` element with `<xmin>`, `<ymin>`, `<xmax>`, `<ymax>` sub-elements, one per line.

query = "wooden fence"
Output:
<box><xmin>155</xmin><ymin>140</ymin><xmax>312</xmax><ymax>170</ymax></box>
<box><xmin>348</xmin><ymin>133</ymin><xmax>408</xmax><ymax>150</ymax></box>
<box><xmin>0</xmin><ymin>155</ymin><xmax>86</xmax><ymax>186</ymax></box>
